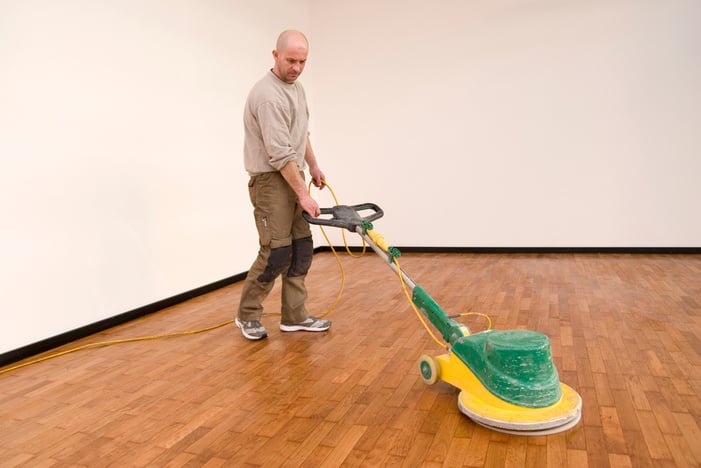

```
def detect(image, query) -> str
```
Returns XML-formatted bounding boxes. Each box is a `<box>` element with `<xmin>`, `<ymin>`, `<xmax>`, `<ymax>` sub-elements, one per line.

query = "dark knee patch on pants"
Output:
<box><xmin>257</xmin><ymin>245</ymin><xmax>292</xmax><ymax>283</ymax></box>
<box><xmin>288</xmin><ymin>236</ymin><xmax>313</xmax><ymax>277</ymax></box>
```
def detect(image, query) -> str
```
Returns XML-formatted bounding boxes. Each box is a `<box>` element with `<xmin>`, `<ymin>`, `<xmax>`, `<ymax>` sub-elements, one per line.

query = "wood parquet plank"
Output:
<box><xmin>600</xmin><ymin>406</ymin><xmax>627</xmax><ymax>454</ymax></box>
<box><xmin>0</xmin><ymin>252</ymin><xmax>700</xmax><ymax>467</ymax></box>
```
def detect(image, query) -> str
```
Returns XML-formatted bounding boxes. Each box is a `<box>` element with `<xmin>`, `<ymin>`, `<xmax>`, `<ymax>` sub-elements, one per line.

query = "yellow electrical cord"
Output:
<box><xmin>459</xmin><ymin>312</ymin><xmax>492</xmax><ymax>331</ymax></box>
<box><xmin>384</xmin><ymin>257</ymin><xmax>492</xmax><ymax>347</ymax></box>
<box><xmin>0</xmin><ymin>320</ymin><xmax>234</xmax><ymax>376</ymax></box>
<box><xmin>361</xmin><ymin>227</ymin><xmax>445</xmax><ymax>346</ymax></box>
<box><xmin>0</xmin><ymin>182</ymin><xmax>348</xmax><ymax>375</ymax></box>
<box><xmin>303</xmin><ymin>180</ymin><xmax>367</xmax><ymax>318</ymax></box>
<box><xmin>394</xmin><ymin>257</ymin><xmax>446</xmax><ymax>348</ymax></box>
<box><xmin>0</xmin><ymin>181</ymin><xmax>359</xmax><ymax>376</ymax></box>
<box><xmin>263</xmin><ymin>180</ymin><xmax>367</xmax><ymax>320</ymax></box>
<box><xmin>360</xmin><ymin>223</ymin><xmax>491</xmax><ymax>347</ymax></box>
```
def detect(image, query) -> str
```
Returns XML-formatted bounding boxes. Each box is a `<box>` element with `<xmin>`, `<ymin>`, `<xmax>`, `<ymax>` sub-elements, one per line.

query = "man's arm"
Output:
<box><xmin>280</xmin><ymin>161</ymin><xmax>320</xmax><ymax>217</ymax></box>
<box><xmin>304</xmin><ymin>137</ymin><xmax>326</xmax><ymax>189</ymax></box>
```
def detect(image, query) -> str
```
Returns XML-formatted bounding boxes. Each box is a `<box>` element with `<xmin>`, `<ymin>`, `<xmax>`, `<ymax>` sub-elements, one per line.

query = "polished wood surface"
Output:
<box><xmin>1</xmin><ymin>252</ymin><xmax>700</xmax><ymax>467</ymax></box>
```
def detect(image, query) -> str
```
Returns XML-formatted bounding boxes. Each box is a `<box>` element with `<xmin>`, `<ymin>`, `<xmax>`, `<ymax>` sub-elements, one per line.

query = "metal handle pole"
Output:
<box><xmin>355</xmin><ymin>226</ymin><xmax>417</xmax><ymax>290</ymax></box>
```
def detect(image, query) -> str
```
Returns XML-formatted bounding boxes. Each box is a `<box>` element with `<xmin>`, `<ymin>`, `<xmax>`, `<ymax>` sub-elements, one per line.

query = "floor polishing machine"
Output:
<box><xmin>304</xmin><ymin>203</ymin><xmax>582</xmax><ymax>436</ymax></box>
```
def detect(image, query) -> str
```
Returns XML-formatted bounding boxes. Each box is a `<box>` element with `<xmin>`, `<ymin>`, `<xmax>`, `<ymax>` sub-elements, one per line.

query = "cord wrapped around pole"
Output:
<box><xmin>366</xmin><ymin>229</ymin><xmax>401</xmax><ymax>264</ymax></box>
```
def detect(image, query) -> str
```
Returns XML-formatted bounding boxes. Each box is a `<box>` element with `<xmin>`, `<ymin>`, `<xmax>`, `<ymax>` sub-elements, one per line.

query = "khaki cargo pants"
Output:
<box><xmin>238</xmin><ymin>171</ymin><xmax>314</xmax><ymax>325</ymax></box>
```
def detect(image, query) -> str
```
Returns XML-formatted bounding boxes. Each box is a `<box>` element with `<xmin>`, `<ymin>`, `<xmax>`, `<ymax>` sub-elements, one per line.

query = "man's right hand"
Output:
<box><xmin>279</xmin><ymin>161</ymin><xmax>320</xmax><ymax>217</ymax></box>
<box><xmin>299</xmin><ymin>193</ymin><xmax>320</xmax><ymax>218</ymax></box>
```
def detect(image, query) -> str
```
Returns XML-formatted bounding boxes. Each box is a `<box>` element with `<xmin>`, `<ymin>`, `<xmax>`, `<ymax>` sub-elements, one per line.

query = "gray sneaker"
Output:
<box><xmin>279</xmin><ymin>317</ymin><xmax>331</xmax><ymax>332</ymax></box>
<box><xmin>235</xmin><ymin>317</ymin><xmax>268</xmax><ymax>340</ymax></box>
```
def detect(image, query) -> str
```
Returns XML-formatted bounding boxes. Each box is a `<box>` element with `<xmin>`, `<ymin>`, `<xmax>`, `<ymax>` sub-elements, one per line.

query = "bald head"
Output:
<box><xmin>276</xmin><ymin>30</ymin><xmax>309</xmax><ymax>53</ymax></box>
<box><xmin>272</xmin><ymin>30</ymin><xmax>309</xmax><ymax>83</ymax></box>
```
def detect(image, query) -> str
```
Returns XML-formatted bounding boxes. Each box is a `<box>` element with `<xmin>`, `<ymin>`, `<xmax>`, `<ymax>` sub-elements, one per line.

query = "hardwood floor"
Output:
<box><xmin>1</xmin><ymin>252</ymin><xmax>700</xmax><ymax>467</ymax></box>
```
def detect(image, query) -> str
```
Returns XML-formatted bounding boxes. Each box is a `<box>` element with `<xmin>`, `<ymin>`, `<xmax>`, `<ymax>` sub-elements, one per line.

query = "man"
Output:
<box><xmin>236</xmin><ymin>30</ymin><xmax>331</xmax><ymax>340</ymax></box>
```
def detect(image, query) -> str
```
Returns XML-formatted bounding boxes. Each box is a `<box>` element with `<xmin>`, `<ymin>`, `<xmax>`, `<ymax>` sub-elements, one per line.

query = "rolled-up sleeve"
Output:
<box><xmin>256</xmin><ymin>101</ymin><xmax>297</xmax><ymax>171</ymax></box>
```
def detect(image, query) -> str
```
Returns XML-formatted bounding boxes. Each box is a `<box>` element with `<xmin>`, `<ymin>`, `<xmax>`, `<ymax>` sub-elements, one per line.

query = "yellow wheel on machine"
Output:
<box><xmin>418</xmin><ymin>354</ymin><xmax>439</xmax><ymax>385</ymax></box>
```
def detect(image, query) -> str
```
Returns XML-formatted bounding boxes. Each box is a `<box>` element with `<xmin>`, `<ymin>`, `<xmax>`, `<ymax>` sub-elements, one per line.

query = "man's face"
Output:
<box><xmin>273</xmin><ymin>46</ymin><xmax>307</xmax><ymax>83</ymax></box>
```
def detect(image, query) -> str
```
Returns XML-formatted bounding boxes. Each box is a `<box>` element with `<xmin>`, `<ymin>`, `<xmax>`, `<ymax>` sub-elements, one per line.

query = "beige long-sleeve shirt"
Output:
<box><xmin>243</xmin><ymin>70</ymin><xmax>309</xmax><ymax>175</ymax></box>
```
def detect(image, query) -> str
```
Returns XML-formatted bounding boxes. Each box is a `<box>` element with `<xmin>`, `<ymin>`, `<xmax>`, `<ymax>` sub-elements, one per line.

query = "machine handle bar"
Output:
<box><xmin>303</xmin><ymin>203</ymin><xmax>384</xmax><ymax>231</ymax></box>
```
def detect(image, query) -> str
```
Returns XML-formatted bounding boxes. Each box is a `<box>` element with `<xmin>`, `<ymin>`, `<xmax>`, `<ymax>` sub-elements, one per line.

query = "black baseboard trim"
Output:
<box><xmin>0</xmin><ymin>272</ymin><xmax>247</xmax><ymax>369</ymax></box>
<box><xmin>315</xmin><ymin>246</ymin><xmax>701</xmax><ymax>254</ymax></box>
<box><xmin>3</xmin><ymin>246</ymin><xmax>699</xmax><ymax>368</ymax></box>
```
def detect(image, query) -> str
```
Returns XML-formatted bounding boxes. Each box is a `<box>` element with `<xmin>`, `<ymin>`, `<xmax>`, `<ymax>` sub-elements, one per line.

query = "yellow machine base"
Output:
<box><xmin>433</xmin><ymin>352</ymin><xmax>582</xmax><ymax>435</ymax></box>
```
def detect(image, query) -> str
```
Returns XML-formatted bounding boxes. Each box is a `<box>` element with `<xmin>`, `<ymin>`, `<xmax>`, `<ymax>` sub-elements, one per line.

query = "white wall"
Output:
<box><xmin>0</xmin><ymin>0</ymin><xmax>311</xmax><ymax>354</ymax></box>
<box><xmin>2</xmin><ymin>0</ymin><xmax>699</xmax><ymax>355</ymax></box>
<box><xmin>308</xmin><ymin>0</ymin><xmax>701</xmax><ymax>248</ymax></box>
